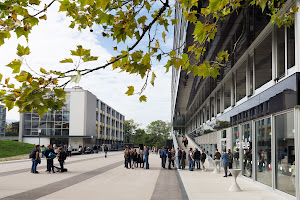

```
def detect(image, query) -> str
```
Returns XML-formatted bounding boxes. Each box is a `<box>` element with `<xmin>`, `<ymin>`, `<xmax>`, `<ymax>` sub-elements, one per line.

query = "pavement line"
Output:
<box><xmin>1</xmin><ymin>160</ymin><xmax>124</xmax><ymax>200</ymax></box>
<box><xmin>175</xmin><ymin>170</ymin><xmax>189</xmax><ymax>200</ymax></box>
<box><xmin>0</xmin><ymin>153</ymin><xmax>121</xmax><ymax>177</ymax></box>
<box><xmin>150</xmin><ymin>169</ymin><xmax>184</xmax><ymax>200</ymax></box>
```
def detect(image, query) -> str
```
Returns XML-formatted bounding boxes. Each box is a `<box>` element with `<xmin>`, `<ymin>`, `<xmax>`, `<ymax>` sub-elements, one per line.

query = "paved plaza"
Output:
<box><xmin>0</xmin><ymin>151</ymin><xmax>288</xmax><ymax>200</ymax></box>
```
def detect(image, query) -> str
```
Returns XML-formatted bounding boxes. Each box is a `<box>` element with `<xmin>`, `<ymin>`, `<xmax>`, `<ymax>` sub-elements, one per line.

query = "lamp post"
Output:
<box><xmin>38</xmin><ymin>128</ymin><xmax>41</xmax><ymax>146</ymax></box>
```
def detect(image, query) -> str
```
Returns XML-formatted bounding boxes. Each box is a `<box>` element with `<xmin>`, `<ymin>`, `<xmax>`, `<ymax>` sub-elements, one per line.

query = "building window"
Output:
<box><xmin>277</xmin><ymin>26</ymin><xmax>285</xmax><ymax>78</ymax></box>
<box><xmin>275</xmin><ymin>111</ymin><xmax>295</xmax><ymax>196</ymax></box>
<box><xmin>287</xmin><ymin>25</ymin><xmax>295</xmax><ymax>70</ymax></box>
<box><xmin>255</xmin><ymin>32</ymin><xmax>272</xmax><ymax>90</ymax></box>
<box><xmin>236</xmin><ymin>60</ymin><xmax>247</xmax><ymax>102</ymax></box>
<box><xmin>216</xmin><ymin>90</ymin><xmax>221</xmax><ymax>114</ymax></box>
<box><xmin>232</xmin><ymin>126</ymin><xmax>240</xmax><ymax>169</ymax></box>
<box><xmin>255</xmin><ymin>117</ymin><xmax>272</xmax><ymax>187</ymax></box>
<box><xmin>249</xmin><ymin>55</ymin><xmax>254</xmax><ymax>96</ymax></box>
<box><xmin>224</xmin><ymin>76</ymin><xmax>231</xmax><ymax>109</ymax></box>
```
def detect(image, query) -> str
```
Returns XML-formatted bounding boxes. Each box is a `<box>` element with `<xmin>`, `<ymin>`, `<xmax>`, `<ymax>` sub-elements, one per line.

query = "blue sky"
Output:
<box><xmin>0</xmin><ymin>0</ymin><xmax>174</xmax><ymax>128</ymax></box>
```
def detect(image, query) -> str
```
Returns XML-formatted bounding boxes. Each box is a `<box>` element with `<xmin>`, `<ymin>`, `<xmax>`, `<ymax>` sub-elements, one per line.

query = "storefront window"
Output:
<box><xmin>232</xmin><ymin>126</ymin><xmax>240</xmax><ymax>169</ymax></box>
<box><xmin>256</xmin><ymin>117</ymin><xmax>272</xmax><ymax>186</ymax></box>
<box><xmin>236</xmin><ymin>61</ymin><xmax>246</xmax><ymax>102</ymax></box>
<box><xmin>242</xmin><ymin>123</ymin><xmax>252</xmax><ymax>177</ymax></box>
<box><xmin>275</xmin><ymin>111</ymin><xmax>295</xmax><ymax>196</ymax></box>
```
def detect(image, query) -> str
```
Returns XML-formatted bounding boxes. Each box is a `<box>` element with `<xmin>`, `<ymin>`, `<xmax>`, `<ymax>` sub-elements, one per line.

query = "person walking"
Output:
<box><xmin>200</xmin><ymin>149</ymin><xmax>206</xmax><ymax>171</ymax></box>
<box><xmin>104</xmin><ymin>145</ymin><xmax>108</xmax><ymax>158</ymax></box>
<box><xmin>221</xmin><ymin>149</ymin><xmax>229</xmax><ymax>177</ymax></box>
<box><xmin>194</xmin><ymin>148</ymin><xmax>201</xmax><ymax>170</ymax></box>
<box><xmin>160</xmin><ymin>146</ymin><xmax>167</xmax><ymax>168</ymax></box>
<box><xmin>124</xmin><ymin>147</ymin><xmax>131</xmax><ymax>169</ymax></box>
<box><xmin>45</xmin><ymin>144</ymin><xmax>55</xmax><ymax>174</ymax></box>
<box><xmin>31</xmin><ymin>145</ymin><xmax>40</xmax><ymax>174</ymax></box>
<box><xmin>181</xmin><ymin>150</ymin><xmax>186</xmax><ymax>170</ymax></box>
<box><xmin>57</xmin><ymin>147</ymin><xmax>67</xmax><ymax>172</ymax></box>
<box><xmin>67</xmin><ymin>144</ymin><xmax>72</xmax><ymax>157</ymax></box>
<box><xmin>214</xmin><ymin>149</ymin><xmax>221</xmax><ymax>171</ymax></box>
<box><xmin>228</xmin><ymin>149</ymin><xmax>233</xmax><ymax>176</ymax></box>
<box><xmin>177</xmin><ymin>147</ymin><xmax>182</xmax><ymax>170</ymax></box>
<box><xmin>188</xmin><ymin>148</ymin><xmax>194</xmax><ymax>171</ymax></box>
<box><xmin>144</xmin><ymin>146</ymin><xmax>149</xmax><ymax>169</ymax></box>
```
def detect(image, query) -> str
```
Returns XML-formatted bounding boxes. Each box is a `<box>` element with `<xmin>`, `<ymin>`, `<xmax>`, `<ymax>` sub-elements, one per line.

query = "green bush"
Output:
<box><xmin>0</xmin><ymin>140</ymin><xmax>35</xmax><ymax>158</ymax></box>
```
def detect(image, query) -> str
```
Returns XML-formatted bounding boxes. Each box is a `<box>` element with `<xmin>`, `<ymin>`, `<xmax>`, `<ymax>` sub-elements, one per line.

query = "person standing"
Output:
<box><xmin>194</xmin><ymin>148</ymin><xmax>201</xmax><ymax>170</ymax></box>
<box><xmin>57</xmin><ymin>147</ymin><xmax>67</xmax><ymax>172</ymax></box>
<box><xmin>40</xmin><ymin>145</ymin><xmax>45</xmax><ymax>158</ymax></box>
<box><xmin>67</xmin><ymin>144</ymin><xmax>72</xmax><ymax>157</ymax></box>
<box><xmin>132</xmin><ymin>149</ymin><xmax>138</xmax><ymax>169</ymax></box>
<box><xmin>31</xmin><ymin>145</ymin><xmax>40</xmax><ymax>173</ymax></box>
<box><xmin>214</xmin><ymin>149</ymin><xmax>221</xmax><ymax>171</ymax></box>
<box><xmin>160</xmin><ymin>146</ymin><xmax>167</xmax><ymax>168</ymax></box>
<box><xmin>45</xmin><ymin>144</ymin><xmax>55</xmax><ymax>174</ymax></box>
<box><xmin>181</xmin><ymin>150</ymin><xmax>186</xmax><ymax>170</ymax></box>
<box><xmin>104</xmin><ymin>145</ymin><xmax>108</xmax><ymax>158</ymax></box>
<box><xmin>144</xmin><ymin>146</ymin><xmax>149</xmax><ymax>169</ymax></box>
<box><xmin>200</xmin><ymin>149</ymin><xmax>206</xmax><ymax>171</ymax></box>
<box><xmin>130</xmin><ymin>147</ymin><xmax>134</xmax><ymax>168</ymax></box>
<box><xmin>221</xmin><ymin>149</ymin><xmax>229</xmax><ymax>177</ymax></box>
<box><xmin>167</xmin><ymin>149</ymin><xmax>173</xmax><ymax>170</ymax></box>
<box><xmin>177</xmin><ymin>147</ymin><xmax>182</xmax><ymax>170</ymax></box>
<box><xmin>171</xmin><ymin>147</ymin><xmax>175</xmax><ymax>167</ymax></box>
<box><xmin>188</xmin><ymin>148</ymin><xmax>194</xmax><ymax>171</ymax></box>
<box><xmin>228</xmin><ymin>149</ymin><xmax>233</xmax><ymax>176</ymax></box>
<box><xmin>138</xmin><ymin>147</ymin><xmax>144</xmax><ymax>168</ymax></box>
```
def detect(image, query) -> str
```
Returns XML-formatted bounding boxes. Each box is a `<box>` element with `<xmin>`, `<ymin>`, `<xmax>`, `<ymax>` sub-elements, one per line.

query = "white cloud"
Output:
<box><xmin>0</xmin><ymin>1</ymin><xmax>172</xmax><ymax>127</ymax></box>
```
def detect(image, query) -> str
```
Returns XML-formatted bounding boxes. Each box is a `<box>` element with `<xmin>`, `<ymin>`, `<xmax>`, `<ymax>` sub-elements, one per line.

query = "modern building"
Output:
<box><xmin>172</xmin><ymin>0</ymin><xmax>300</xmax><ymax>199</ymax></box>
<box><xmin>19</xmin><ymin>86</ymin><xmax>125</xmax><ymax>150</ymax></box>
<box><xmin>0</xmin><ymin>105</ymin><xmax>6</xmax><ymax>137</ymax></box>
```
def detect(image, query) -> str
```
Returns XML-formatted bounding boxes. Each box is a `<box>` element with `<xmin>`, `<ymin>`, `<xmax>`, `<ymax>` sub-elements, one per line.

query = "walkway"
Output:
<box><xmin>0</xmin><ymin>150</ymin><xmax>288</xmax><ymax>200</ymax></box>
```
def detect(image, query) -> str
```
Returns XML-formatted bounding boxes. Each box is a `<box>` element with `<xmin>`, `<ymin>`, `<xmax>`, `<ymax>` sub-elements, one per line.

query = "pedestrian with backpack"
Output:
<box><xmin>177</xmin><ymin>147</ymin><xmax>182</xmax><ymax>170</ymax></box>
<box><xmin>30</xmin><ymin>145</ymin><xmax>40</xmax><ymax>174</ymax></box>
<box><xmin>45</xmin><ymin>144</ymin><xmax>56</xmax><ymax>174</ymax></box>
<box><xmin>57</xmin><ymin>147</ymin><xmax>67</xmax><ymax>172</ymax></box>
<box><xmin>228</xmin><ymin>149</ymin><xmax>233</xmax><ymax>176</ymax></box>
<box><xmin>160</xmin><ymin>146</ymin><xmax>167</xmax><ymax>168</ymax></box>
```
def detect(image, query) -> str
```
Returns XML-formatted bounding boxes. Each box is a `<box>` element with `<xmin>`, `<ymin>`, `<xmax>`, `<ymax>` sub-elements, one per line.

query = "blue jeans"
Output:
<box><xmin>178</xmin><ymin>158</ymin><xmax>181</xmax><ymax>169</ymax></box>
<box><xmin>195</xmin><ymin>159</ymin><xmax>200</xmax><ymax>169</ymax></box>
<box><xmin>189</xmin><ymin>159</ymin><xmax>194</xmax><ymax>171</ymax></box>
<box><xmin>145</xmin><ymin>155</ymin><xmax>149</xmax><ymax>169</ymax></box>
<box><xmin>31</xmin><ymin>159</ymin><xmax>38</xmax><ymax>173</ymax></box>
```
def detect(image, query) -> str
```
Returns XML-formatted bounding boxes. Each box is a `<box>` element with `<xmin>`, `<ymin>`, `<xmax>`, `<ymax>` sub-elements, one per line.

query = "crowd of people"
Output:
<box><xmin>123</xmin><ymin>146</ymin><xmax>150</xmax><ymax>169</ymax></box>
<box><xmin>30</xmin><ymin>144</ymin><xmax>68</xmax><ymax>174</ymax></box>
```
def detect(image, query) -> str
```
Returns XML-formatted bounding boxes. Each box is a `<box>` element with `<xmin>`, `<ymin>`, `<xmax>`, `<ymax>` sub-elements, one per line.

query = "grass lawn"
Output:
<box><xmin>0</xmin><ymin>140</ymin><xmax>35</xmax><ymax>158</ymax></box>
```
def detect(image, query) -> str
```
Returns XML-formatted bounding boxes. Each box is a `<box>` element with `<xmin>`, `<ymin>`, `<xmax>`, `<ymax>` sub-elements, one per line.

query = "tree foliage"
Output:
<box><xmin>5</xmin><ymin>121</ymin><xmax>19</xmax><ymax>136</ymax></box>
<box><xmin>0</xmin><ymin>0</ymin><xmax>298</xmax><ymax>115</ymax></box>
<box><xmin>124</xmin><ymin>119</ymin><xmax>171</xmax><ymax>147</ymax></box>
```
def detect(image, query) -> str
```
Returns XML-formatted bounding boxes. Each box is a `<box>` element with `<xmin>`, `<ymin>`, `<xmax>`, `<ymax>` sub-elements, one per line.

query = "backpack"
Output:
<box><xmin>229</xmin><ymin>153</ymin><xmax>233</xmax><ymax>160</ymax></box>
<box><xmin>59</xmin><ymin>151</ymin><xmax>67</xmax><ymax>160</ymax></box>
<box><xmin>126</xmin><ymin>150</ymin><xmax>130</xmax><ymax>158</ymax></box>
<box><xmin>201</xmin><ymin>153</ymin><xmax>206</xmax><ymax>160</ymax></box>
<box><xmin>160</xmin><ymin>150</ymin><xmax>164</xmax><ymax>158</ymax></box>
<box><xmin>49</xmin><ymin>152</ymin><xmax>56</xmax><ymax>159</ymax></box>
<box><xmin>29</xmin><ymin>149</ymin><xmax>36</xmax><ymax>159</ymax></box>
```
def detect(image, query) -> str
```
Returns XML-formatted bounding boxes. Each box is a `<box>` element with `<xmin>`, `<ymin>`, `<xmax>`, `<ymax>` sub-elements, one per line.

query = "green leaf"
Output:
<box><xmin>82</xmin><ymin>55</ymin><xmax>98</xmax><ymax>62</ymax></box>
<box><xmin>60</xmin><ymin>58</ymin><xmax>74</xmax><ymax>63</ymax></box>
<box><xmin>0</xmin><ymin>73</ymin><xmax>2</xmax><ymax>82</ymax></box>
<box><xmin>125</xmin><ymin>86</ymin><xmax>134</xmax><ymax>96</ymax></box>
<box><xmin>17</xmin><ymin>44</ymin><xmax>30</xmax><ymax>56</ymax></box>
<box><xmin>40</xmin><ymin>68</ymin><xmax>47</xmax><ymax>74</ymax></box>
<box><xmin>162</xmin><ymin>31</ymin><xmax>166</xmax><ymax>43</ymax></box>
<box><xmin>137</xmin><ymin>16</ymin><xmax>147</xmax><ymax>24</ymax></box>
<box><xmin>157</xmin><ymin>54</ymin><xmax>162</xmax><ymax>61</ymax></box>
<box><xmin>6</xmin><ymin>59</ymin><xmax>22</xmax><ymax>73</ymax></box>
<box><xmin>54</xmin><ymin>88</ymin><xmax>66</xmax><ymax>99</ymax></box>
<box><xmin>29</xmin><ymin>0</ymin><xmax>41</xmax><ymax>5</ymax></box>
<box><xmin>39</xmin><ymin>14</ymin><xmax>47</xmax><ymax>20</ymax></box>
<box><xmin>5</xmin><ymin>100</ymin><xmax>14</xmax><ymax>111</ymax></box>
<box><xmin>70</xmin><ymin>45</ymin><xmax>90</xmax><ymax>57</ymax></box>
<box><xmin>150</xmin><ymin>72</ymin><xmax>156</xmax><ymax>86</ymax></box>
<box><xmin>15</xmin><ymin>27</ymin><xmax>30</xmax><ymax>39</ymax></box>
<box><xmin>139</xmin><ymin>95</ymin><xmax>147</xmax><ymax>102</ymax></box>
<box><xmin>70</xmin><ymin>71</ymin><xmax>82</xmax><ymax>84</ymax></box>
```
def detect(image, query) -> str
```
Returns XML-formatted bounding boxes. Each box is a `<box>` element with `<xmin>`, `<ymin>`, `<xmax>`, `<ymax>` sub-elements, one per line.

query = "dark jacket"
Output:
<box><xmin>45</xmin><ymin>148</ymin><xmax>55</xmax><ymax>159</ymax></box>
<box><xmin>178</xmin><ymin>150</ymin><xmax>182</xmax><ymax>159</ymax></box>
<box><xmin>144</xmin><ymin>148</ymin><xmax>149</xmax><ymax>156</ymax></box>
<box><xmin>194</xmin><ymin>150</ymin><xmax>201</xmax><ymax>160</ymax></box>
<box><xmin>214</xmin><ymin>152</ymin><xmax>221</xmax><ymax>160</ymax></box>
<box><xmin>201</xmin><ymin>152</ymin><xmax>206</xmax><ymax>161</ymax></box>
<box><xmin>182</xmin><ymin>151</ymin><xmax>186</xmax><ymax>160</ymax></box>
<box><xmin>133</xmin><ymin>152</ymin><xmax>138</xmax><ymax>161</ymax></box>
<box><xmin>104</xmin><ymin>146</ymin><xmax>108</xmax><ymax>152</ymax></box>
<box><xmin>167</xmin><ymin>151</ymin><xmax>172</xmax><ymax>159</ymax></box>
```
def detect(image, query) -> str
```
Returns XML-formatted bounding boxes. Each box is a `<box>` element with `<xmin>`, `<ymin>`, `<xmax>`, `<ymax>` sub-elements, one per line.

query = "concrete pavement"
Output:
<box><xmin>0</xmin><ymin>150</ymin><xmax>289</xmax><ymax>200</ymax></box>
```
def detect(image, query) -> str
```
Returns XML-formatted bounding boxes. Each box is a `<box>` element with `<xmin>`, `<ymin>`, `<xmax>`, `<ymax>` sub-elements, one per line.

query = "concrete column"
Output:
<box><xmin>295</xmin><ymin>0</ymin><xmax>300</xmax><ymax>73</ymax></box>
<box><xmin>294</xmin><ymin>106</ymin><xmax>300</xmax><ymax>200</ymax></box>
<box><xmin>18</xmin><ymin>114</ymin><xmax>24</xmax><ymax>142</ymax></box>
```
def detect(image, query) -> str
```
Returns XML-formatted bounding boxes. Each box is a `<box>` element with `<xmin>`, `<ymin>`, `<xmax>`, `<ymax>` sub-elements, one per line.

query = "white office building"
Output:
<box><xmin>19</xmin><ymin>86</ymin><xmax>125</xmax><ymax>150</ymax></box>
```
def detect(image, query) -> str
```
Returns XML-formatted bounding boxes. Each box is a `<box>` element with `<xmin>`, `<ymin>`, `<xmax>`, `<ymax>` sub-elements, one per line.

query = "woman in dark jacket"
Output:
<box><xmin>181</xmin><ymin>150</ymin><xmax>186</xmax><ymax>169</ymax></box>
<box><xmin>132</xmin><ymin>149</ymin><xmax>138</xmax><ymax>169</ymax></box>
<box><xmin>168</xmin><ymin>149</ymin><xmax>173</xmax><ymax>170</ymax></box>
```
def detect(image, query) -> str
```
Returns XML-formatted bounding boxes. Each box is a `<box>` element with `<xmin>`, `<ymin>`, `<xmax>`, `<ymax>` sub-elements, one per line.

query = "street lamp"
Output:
<box><xmin>38</xmin><ymin>128</ymin><xmax>41</xmax><ymax>146</ymax></box>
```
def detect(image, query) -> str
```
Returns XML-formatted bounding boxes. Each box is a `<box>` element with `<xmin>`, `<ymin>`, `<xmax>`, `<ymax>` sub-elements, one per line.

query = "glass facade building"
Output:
<box><xmin>172</xmin><ymin>0</ymin><xmax>300</xmax><ymax>198</ymax></box>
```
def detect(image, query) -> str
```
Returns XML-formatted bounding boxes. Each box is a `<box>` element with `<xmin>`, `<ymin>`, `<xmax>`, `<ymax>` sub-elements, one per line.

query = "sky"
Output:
<box><xmin>0</xmin><ymin>1</ymin><xmax>173</xmax><ymax>128</ymax></box>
